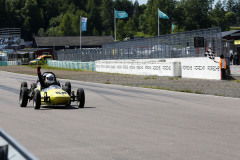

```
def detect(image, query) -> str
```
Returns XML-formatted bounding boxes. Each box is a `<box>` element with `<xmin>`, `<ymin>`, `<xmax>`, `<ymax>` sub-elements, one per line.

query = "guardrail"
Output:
<box><xmin>0</xmin><ymin>128</ymin><xmax>38</xmax><ymax>160</ymax></box>
<box><xmin>47</xmin><ymin>60</ymin><xmax>95</xmax><ymax>71</ymax></box>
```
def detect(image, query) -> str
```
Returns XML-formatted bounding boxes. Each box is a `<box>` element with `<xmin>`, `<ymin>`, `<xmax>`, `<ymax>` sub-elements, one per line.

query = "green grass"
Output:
<box><xmin>169</xmin><ymin>77</ymin><xmax>180</xmax><ymax>80</ymax></box>
<box><xmin>230</xmin><ymin>26</ymin><xmax>240</xmax><ymax>30</ymax></box>
<box><xmin>234</xmin><ymin>80</ymin><xmax>240</xmax><ymax>83</ymax></box>
<box><xmin>143</xmin><ymin>86</ymin><xmax>172</xmax><ymax>90</ymax></box>
<box><xmin>27</xmin><ymin>64</ymin><xmax>85</xmax><ymax>72</ymax></box>
<box><xmin>105</xmin><ymin>81</ymin><xmax>111</xmax><ymax>84</ymax></box>
<box><xmin>134</xmin><ymin>32</ymin><xmax>152</xmax><ymax>37</ymax></box>
<box><xmin>144</xmin><ymin>75</ymin><xmax>158</xmax><ymax>80</ymax></box>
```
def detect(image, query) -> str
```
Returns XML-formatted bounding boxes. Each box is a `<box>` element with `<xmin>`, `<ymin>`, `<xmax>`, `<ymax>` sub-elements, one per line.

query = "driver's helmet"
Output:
<box><xmin>45</xmin><ymin>73</ymin><xmax>55</xmax><ymax>85</ymax></box>
<box><xmin>42</xmin><ymin>73</ymin><xmax>48</xmax><ymax>81</ymax></box>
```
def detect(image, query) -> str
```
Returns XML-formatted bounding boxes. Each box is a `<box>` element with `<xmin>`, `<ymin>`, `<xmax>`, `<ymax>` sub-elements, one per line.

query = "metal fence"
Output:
<box><xmin>57</xmin><ymin>48</ymin><xmax>102</xmax><ymax>61</ymax></box>
<box><xmin>56</xmin><ymin>27</ymin><xmax>222</xmax><ymax>62</ymax></box>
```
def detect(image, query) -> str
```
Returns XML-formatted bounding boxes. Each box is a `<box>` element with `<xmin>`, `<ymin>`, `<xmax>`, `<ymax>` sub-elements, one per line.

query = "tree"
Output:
<box><xmin>86</xmin><ymin>0</ymin><xmax>102</xmax><ymax>35</ymax></box>
<box><xmin>144</xmin><ymin>0</ymin><xmax>176</xmax><ymax>35</ymax></box>
<box><xmin>37</xmin><ymin>28</ymin><xmax>45</xmax><ymax>36</ymax></box>
<box><xmin>41</xmin><ymin>0</ymin><xmax>61</xmax><ymax>28</ymax></box>
<box><xmin>124</xmin><ymin>18</ymin><xmax>136</xmax><ymax>37</ymax></box>
<box><xmin>0</xmin><ymin>0</ymin><xmax>6</xmax><ymax>28</ymax></box>
<box><xmin>133</xmin><ymin>0</ymin><xmax>140</xmax><ymax>29</ymax></box>
<box><xmin>226</xmin><ymin>0</ymin><xmax>235</xmax><ymax>12</ymax></box>
<box><xmin>22</xmin><ymin>0</ymin><xmax>44</xmax><ymax>39</ymax></box>
<box><xmin>59</xmin><ymin>12</ymin><xmax>74</xmax><ymax>36</ymax></box>
<box><xmin>72</xmin><ymin>10</ymin><xmax>88</xmax><ymax>35</ymax></box>
<box><xmin>116</xmin><ymin>20</ymin><xmax>126</xmax><ymax>40</ymax></box>
<box><xmin>114</xmin><ymin>0</ymin><xmax>134</xmax><ymax>18</ymax></box>
<box><xmin>225</xmin><ymin>11</ymin><xmax>237</xmax><ymax>29</ymax></box>
<box><xmin>182</xmin><ymin>0</ymin><xmax>212</xmax><ymax>31</ymax></box>
<box><xmin>100</xmin><ymin>0</ymin><xmax>114</xmax><ymax>35</ymax></box>
<box><xmin>210</xmin><ymin>1</ymin><xmax>228</xmax><ymax>31</ymax></box>
<box><xmin>139</xmin><ymin>14</ymin><xmax>148</xmax><ymax>34</ymax></box>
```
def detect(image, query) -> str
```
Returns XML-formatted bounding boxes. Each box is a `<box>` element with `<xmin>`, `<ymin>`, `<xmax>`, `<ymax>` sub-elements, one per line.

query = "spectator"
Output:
<box><xmin>229</xmin><ymin>53</ymin><xmax>233</xmax><ymax>65</ymax></box>
<box><xmin>218</xmin><ymin>54</ymin><xmax>227</xmax><ymax>80</ymax></box>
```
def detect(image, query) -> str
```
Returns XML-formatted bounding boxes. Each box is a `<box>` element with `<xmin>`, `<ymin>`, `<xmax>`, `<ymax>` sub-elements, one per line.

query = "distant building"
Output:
<box><xmin>34</xmin><ymin>36</ymin><xmax>114</xmax><ymax>50</ymax></box>
<box><xmin>221</xmin><ymin>30</ymin><xmax>240</xmax><ymax>65</ymax></box>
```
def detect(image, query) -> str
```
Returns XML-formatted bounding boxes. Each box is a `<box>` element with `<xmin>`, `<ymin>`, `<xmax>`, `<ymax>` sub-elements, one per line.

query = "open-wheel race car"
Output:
<box><xmin>19</xmin><ymin>72</ymin><xmax>85</xmax><ymax>109</ymax></box>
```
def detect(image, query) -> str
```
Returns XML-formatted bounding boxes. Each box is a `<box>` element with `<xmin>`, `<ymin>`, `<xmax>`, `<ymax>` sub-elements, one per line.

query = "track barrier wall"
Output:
<box><xmin>95</xmin><ymin>59</ymin><xmax>181</xmax><ymax>77</ymax></box>
<box><xmin>0</xmin><ymin>61</ymin><xmax>20</xmax><ymax>66</ymax></box>
<box><xmin>48</xmin><ymin>58</ymin><xmax>221</xmax><ymax>80</ymax></box>
<box><xmin>47</xmin><ymin>60</ymin><xmax>95</xmax><ymax>71</ymax></box>
<box><xmin>95</xmin><ymin>58</ymin><xmax>221</xmax><ymax>80</ymax></box>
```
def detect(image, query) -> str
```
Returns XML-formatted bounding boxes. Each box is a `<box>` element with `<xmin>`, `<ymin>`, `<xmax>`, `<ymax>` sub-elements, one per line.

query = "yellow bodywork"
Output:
<box><xmin>37</xmin><ymin>85</ymin><xmax>71</xmax><ymax>106</ymax></box>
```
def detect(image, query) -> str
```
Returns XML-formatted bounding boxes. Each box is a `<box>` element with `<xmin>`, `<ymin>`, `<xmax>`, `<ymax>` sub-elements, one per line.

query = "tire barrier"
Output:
<box><xmin>0</xmin><ymin>61</ymin><xmax>20</xmax><ymax>66</ymax></box>
<box><xmin>47</xmin><ymin>60</ymin><xmax>95</xmax><ymax>71</ymax></box>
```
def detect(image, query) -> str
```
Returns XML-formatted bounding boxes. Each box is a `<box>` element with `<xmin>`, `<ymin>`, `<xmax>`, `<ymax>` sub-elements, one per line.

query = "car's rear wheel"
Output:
<box><xmin>21</xmin><ymin>82</ymin><xmax>27</xmax><ymax>88</ymax></box>
<box><xmin>33</xmin><ymin>90</ymin><xmax>41</xmax><ymax>109</ymax></box>
<box><xmin>63</xmin><ymin>82</ymin><xmax>71</xmax><ymax>95</ymax></box>
<box><xmin>57</xmin><ymin>80</ymin><xmax>61</xmax><ymax>87</ymax></box>
<box><xmin>19</xmin><ymin>87</ymin><xmax>28</xmax><ymax>107</ymax></box>
<box><xmin>76</xmin><ymin>88</ymin><xmax>85</xmax><ymax>108</ymax></box>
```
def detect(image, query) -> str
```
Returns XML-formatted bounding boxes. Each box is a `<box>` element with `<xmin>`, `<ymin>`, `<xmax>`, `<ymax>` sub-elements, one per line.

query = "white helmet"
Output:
<box><xmin>45</xmin><ymin>74</ymin><xmax>55</xmax><ymax>84</ymax></box>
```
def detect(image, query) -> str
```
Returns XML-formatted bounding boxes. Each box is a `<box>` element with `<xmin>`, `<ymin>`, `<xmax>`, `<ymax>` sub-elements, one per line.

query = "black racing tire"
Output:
<box><xmin>57</xmin><ymin>80</ymin><xmax>61</xmax><ymax>87</ymax></box>
<box><xmin>21</xmin><ymin>82</ymin><xmax>27</xmax><ymax>88</ymax></box>
<box><xmin>66</xmin><ymin>100</ymin><xmax>71</xmax><ymax>107</ymax></box>
<box><xmin>19</xmin><ymin>87</ymin><xmax>28</xmax><ymax>107</ymax></box>
<box><xmin>76</xmin><ymin>88</ymin><xmax>85</xmax><ymax>108</ymax></box>
<box><xmin>31</xmin><ymin>83</ymin><xmax>37</xmax><ymax>89</ymax></box>
<box><xmin>64</xmin><ymin>82</ymin><xmax>71</xmax><ymax>95</ymax></box>
<box><xmin>33</xmin><ymin>90</ymin><xmax>41</xmax><ymax>109</ymax></box>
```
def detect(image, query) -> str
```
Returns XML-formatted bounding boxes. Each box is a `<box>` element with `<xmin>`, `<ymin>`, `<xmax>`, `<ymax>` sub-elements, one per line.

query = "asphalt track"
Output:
<box><xmin>0</xmin><ymin>71</ymin><xmax>240</xmax><ymax>160</ymax></box>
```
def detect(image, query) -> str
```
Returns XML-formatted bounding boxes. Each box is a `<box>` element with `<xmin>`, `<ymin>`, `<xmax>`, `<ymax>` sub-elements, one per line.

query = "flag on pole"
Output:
<box><xmin>172</xmin><ymin>23</ymin><xmax>174</xmax><ymax>30</ymax></box>
<box><xmin>158</xmin><ymin>9</ymin><xmax>169</xmax><ymax>19</ymax></box>
<box><xmin>115</xmin><ymin>10</ymin><xmax>128</xmax><ymax>18</ymax></box>
<box><xmin>81</xmin><ymin>17</ymin><xmax>87</xmax><ymax>31</ymax></box>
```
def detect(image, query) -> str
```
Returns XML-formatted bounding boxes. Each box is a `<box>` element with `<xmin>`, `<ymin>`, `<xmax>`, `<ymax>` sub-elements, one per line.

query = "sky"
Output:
<box><xmin>135</xmin><ymin>0</ymin><xmax>148</xmax><ymax>5</ymax></box>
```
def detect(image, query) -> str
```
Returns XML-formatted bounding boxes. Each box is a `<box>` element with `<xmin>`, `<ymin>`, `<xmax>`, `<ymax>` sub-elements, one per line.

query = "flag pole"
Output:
<box><xmin>158</xmin><ymin>8</ymin><xmax>159</xmax><ymax>36</ymax></box>
<box><xmin>114</xmin><ymin>9</ymin><xmax>116</xmax><ymax>41</ymax></box>
<box><xmin>80</xmin><ymin>16</ymin><xmax>82</xmax><ymax>50</ymax></box>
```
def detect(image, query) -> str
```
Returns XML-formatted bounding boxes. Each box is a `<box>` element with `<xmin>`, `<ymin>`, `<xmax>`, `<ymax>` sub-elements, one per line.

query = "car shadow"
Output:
<box><xmin>31</xmin><ymin>105</ymin><xmax>96</xmax><ymax>110</ymax></box>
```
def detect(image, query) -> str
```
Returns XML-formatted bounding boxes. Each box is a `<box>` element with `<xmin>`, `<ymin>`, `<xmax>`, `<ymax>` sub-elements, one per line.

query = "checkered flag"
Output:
<box><xmin>205</xmin><ymin>48</ymin><xmax>215</xmax><ymax>60</ymax></box>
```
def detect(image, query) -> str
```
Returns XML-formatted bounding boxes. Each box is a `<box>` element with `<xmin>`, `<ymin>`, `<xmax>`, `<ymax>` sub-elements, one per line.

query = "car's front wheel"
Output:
<box><xmin>33</xmin><ymin>90</ymin><xmax>41</xmax><ymax>109</ymax></box>
<box><xmin>76</xmin><ymin>88</ymin><xmax>85</xmax><ymax>108</ymax></box>
<box><xmin>19</xmin><ymin>87</ymin><xmax>28</xmax><ymax>107</ymax></box>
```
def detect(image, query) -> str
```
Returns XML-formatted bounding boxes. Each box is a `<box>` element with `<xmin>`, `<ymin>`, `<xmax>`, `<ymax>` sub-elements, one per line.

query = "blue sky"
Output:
<box><xmin>135</xmin><ymin>0</ymin><xmax>148</xmax><ymax>5</ymax></box>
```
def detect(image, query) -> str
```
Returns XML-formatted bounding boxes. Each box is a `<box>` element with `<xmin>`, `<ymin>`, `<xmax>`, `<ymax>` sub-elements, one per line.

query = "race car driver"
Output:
<box><xmin>37</xmin><ymin>66</ymin><xmax>57</xmax><ymax>89</ymax></box>
<box><xmin>28</xmin><ymin>66</ymin><xmax>58</xmax><ymax>99</ymax></box>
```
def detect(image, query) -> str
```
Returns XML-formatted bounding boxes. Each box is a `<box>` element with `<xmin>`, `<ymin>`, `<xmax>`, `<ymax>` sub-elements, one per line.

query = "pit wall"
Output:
<box><xmin>47</xmin><ymin>60</ymin><xmax>95</xmax><ymax>71</ymax></box>
<box><xmin>95</xmin><ymin>57</ymin><xmax>221</xmax><ymax>80</ymax></box>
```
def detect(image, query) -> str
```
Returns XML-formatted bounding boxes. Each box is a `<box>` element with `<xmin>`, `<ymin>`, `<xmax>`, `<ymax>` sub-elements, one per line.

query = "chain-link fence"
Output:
<box><xmin>56</xmin><ymin>27</ymin><xmax>222</xmax><ymax>62</ymax></box>
<box><xmin>57</xmin><ymin>48</ymin><xmax>102</xmax><ymax>61</ymax></box>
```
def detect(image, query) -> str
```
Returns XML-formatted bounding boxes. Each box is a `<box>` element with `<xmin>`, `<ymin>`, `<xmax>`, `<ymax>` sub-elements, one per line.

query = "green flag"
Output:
<box><xmin>115</xmin><ymin>10</ymin><xmax>128</xmax><ymax>18</ymax></box>
<box><xmin>158</xmin><ymin>9</ymin><xmax>169</xmax><ymax>19</ymax></box>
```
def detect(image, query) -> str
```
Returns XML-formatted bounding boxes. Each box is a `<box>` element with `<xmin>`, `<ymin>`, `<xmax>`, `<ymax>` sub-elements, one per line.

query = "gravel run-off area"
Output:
<box><xmin>1</xmin><ymin>65</ymin><xmax>240</xmax><ymax>98</ymax></box>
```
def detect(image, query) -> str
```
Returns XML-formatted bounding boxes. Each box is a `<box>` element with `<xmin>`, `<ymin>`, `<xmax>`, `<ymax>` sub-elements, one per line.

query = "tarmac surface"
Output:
<box><xmin>0</xmin><ymin>71</ymin><xmax>240</xmax><ymax>160</ymax></box>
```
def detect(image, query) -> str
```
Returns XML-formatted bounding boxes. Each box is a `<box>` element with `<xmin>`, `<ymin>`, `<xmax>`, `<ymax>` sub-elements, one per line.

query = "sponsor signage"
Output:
<box><xmin>234</xmin><ymin>40</ymin><xmax>240</xmax><ymax>45</ymax></box>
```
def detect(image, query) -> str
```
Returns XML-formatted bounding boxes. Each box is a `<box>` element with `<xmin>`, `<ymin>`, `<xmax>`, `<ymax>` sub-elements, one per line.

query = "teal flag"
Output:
<box><xmin>81</xmin><ymin>17</ymin><xmax>87</xmax><ymax>31</ymax></box>
<box><xmin>115</xmin><ymin>10</ymin><xmax>128</xmax><ymax>18</ymax></box>
<box><xmin>172</xmin><ymin>23</ymin><xmax>174</xmax><ymax>30</ymax></box>
<box><xmin>158</xmin><ymin>9</ymin><xmax>169</xmax><ymax>19</ymax></box>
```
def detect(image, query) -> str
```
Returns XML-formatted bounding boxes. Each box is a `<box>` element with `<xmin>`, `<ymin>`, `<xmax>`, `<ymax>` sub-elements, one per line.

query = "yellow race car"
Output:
<box><xmin>19</xmin><ymin>72</ymin><xmax>85</xmax><ymax>109</ymax></box>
